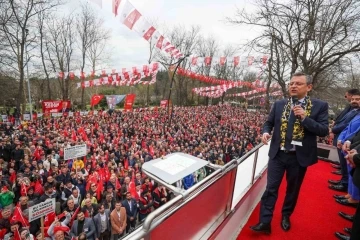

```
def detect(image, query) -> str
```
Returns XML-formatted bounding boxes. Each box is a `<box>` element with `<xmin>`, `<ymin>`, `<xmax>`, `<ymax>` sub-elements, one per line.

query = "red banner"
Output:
<box><xmin>124</xmin><ymin>94</ymin><xmax>136</xmax><ymax>111</ymax></box>
<box><xmin>42</xmin><ymin>100</ymin><xmax>71</xmax><ymax>113</ymax></box>
<box><xmin>160</xmin><ymin>100</ymin><xmax>168</xmax><ymax>108</ymax></box>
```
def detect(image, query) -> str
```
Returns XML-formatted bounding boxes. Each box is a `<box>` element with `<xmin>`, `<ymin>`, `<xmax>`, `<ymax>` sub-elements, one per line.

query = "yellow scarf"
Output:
<box><xmin>280</xmin><ymin>96</ymin><xmax>312</xmax><ymax>147</ymax></box>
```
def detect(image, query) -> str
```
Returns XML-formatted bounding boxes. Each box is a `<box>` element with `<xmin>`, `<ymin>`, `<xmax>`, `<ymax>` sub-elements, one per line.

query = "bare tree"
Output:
<box><xmin>47</xmin><ymin>15</ymin><xmax>76</xmax><ymax>100</ymax></box>
<box><xmin>0</xmin><ymin>0</ymin><xmax>62</xmax><ymax>112</ymax></box>
<box><xmin>77</xmin><ymin>4</ymin><xmax>109</xmax><ymax>109</ymax></box>
<box><xmin>228</xmin><ymin>0</ymin><xmax>360</xmax><ymax>95</ymax></box>
<box><xmin>156</xmin><ymin>25</ymin><xmax>201</xmax><ymax>105</ymax></box>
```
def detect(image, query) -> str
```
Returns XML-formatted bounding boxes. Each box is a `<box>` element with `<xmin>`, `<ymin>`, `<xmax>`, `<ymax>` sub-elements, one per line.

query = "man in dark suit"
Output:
<box><xmin>250</xmin><ymin>72</ymin><xmax>329</xmax><ymax>234</ymax></box>
<box><xmin>93</xmin><ymin>204</ymin><xmax>111</xmax><ymax>240</ymax></box>
<box><xmin>70</xmin><ymin>210</ymin><xmax>96</xmax><ymax>240</ymax></box>
<box><xmin>329</xmin><ymin>89</ymin><xmax>360</xmax><ymax>191</ymax></box>
<box><xmin>122</xmin><ymin>192</ymin><xmax>138</xmax><ymax>233</ymax></box>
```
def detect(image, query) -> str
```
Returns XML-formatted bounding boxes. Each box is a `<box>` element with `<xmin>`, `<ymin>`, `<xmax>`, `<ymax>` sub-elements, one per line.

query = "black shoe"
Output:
<box><xmin>336</xmin><ymin>199</ymin><xmax>359</xmax><ymax>208</ymax></box>
<box><xmin>250</xmin><ymin>222</ymin><xmax>271</xmax><ymax>234</ymax></box>
<box><xmin>344</xmin><ymin>227</ymin><xmax>352</xmax><ymax>234</ymax></box>
<box><xmin>332</xmin><ymin>164</ymin><xmax>341</xmax><ymax>169</ymax></box>
<box><xmin>281</xmin><ymin>216</ymin><xmax>291</xmax><ymax>231</ymax></box>
<box><xmin>339</xmin><ymin>212</ymin><xmax>354</xmax><ymax>222</ymax></box>
<box><xmin>333</xmin><ymin>195</ymin><xmax>349</xmax><ymax>200</ymax></box>
<box><xmin>332</xmin><ymin>170</ymin><xmax>342</xmax><ymax>175</ymax></box>
<box><xmin>335</xmin><ymin>232</ymin><xmax>350</xmax><ymax>240</ymax></box>
<box><xmin>329</xmin><ymin>184</ymin><xmax>348</xmax><ymax>192</ymax></box>
<box><xmin>329</xmin><ymin>179</ymin><xmax>341</xmax><ymax>185</ymax></box>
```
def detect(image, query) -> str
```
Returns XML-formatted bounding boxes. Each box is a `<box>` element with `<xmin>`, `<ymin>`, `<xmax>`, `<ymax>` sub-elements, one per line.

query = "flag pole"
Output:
<box><xmin>40</xmin><ymin>216</ymin><xmax>45</xmax><ymax>239</ymax></box>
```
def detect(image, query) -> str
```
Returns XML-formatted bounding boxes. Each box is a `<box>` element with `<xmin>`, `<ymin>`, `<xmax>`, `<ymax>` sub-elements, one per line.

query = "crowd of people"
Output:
<box><xmin>0</xmin><ymin>105</ymin><xmax>266</xmax><ymax>240</ymax></box>
<box><xmin>329</xmin><ymin>89</ymin><xmax>360</xmax><ymax>240</ymax></box>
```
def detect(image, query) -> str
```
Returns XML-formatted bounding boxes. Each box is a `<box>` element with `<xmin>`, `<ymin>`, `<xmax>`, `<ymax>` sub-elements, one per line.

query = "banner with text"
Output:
<box><xmin>64</xmin><ymin>144</ymin><xmax>87</xmax><ymax>160</ymax></box>
<box><xmin>42</xmin><ymin>100</ymin><xmax>71</xmax><ymax>113</ymax></box>
<box><xmin>29</xmin><ymin>198</ymin><xmax>56</xmax><ymax>222</ymax></box>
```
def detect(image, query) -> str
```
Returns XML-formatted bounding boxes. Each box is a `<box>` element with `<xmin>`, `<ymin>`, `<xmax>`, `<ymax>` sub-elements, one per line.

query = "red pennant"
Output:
<box><xmin>156</xmin><ymin>36</ymin><xmax>164</xmax><ymax>49</ymax></box>
<box><xmin>124</xmin><ymin>9</ymin><xmax>142</xmax><ymax>30</ymax></box>
<box><xmin>143</xmin><ymin>26</ymin><xmax>156</xmax><ymax>41</ymax></box>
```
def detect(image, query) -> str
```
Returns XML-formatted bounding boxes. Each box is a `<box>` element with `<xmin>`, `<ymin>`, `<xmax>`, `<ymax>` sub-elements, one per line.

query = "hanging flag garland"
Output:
<box><xmin>89</xmin><ymin>0</ymin><xmax>184</xmax><ymax>59</ymax></box>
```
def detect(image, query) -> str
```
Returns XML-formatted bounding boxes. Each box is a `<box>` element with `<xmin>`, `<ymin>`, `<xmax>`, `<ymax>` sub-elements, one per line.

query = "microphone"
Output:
<box><xmin>291</xmin><ymin>96</ymin><xmax>301</xmax><ymax>119</ymax></box>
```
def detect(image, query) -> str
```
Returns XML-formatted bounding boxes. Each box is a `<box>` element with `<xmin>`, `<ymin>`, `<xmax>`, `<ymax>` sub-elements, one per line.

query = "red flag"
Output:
<box><xmin>86</xmin><ymin>174</ymin><xmax>98</xmax><ymax>191</ymax></box>
<box><xmin>69</xmin><ymin>72</ymin><xmax>75</xmax><ymax>79</ymax></box>
<box><xmin>44</xmin><ymin>212</ymin><xmax>56</xmax><ymax>227</ymax></box>
<box><xmin>14</xmin><ymin>229</ymin><xmax>21</xmax><ymax>240</ymax></box>
<box><xmin>156</xmin><ymin>35</ymin><xmax>164</xmax><ymax>49</ymax></box>
<box><xmin>234</xmin><ymin>56</ymin><xmax>240</xmax><ymax>67</ymax></box>
<box><xmin>97</xmin><ymin>178</ymin><xmax>104</xmax><ymax>201</ymax></box>
<box><xmin>34</xmin><ymin>180</ymin><xmax>44</xmax><ymax>195</ymax></box>
<box><xmin>116</xmin><ymin>178</ymin><xmax>121</xmax><ymax>190</ymax></box>
<box><xmin>220</xmin><ymin>57</ymin><xmax>226</xmax><ymax>66</ymax></box>
<box><xmin>120</xmin><ymin>1</ymin><xmax>142</xmax><ymax>30</ymax></box>
<box><xmin>112</xmin><ymin>0</ymin><xmax>121</xmax><ymax>16</ymax></box>
<box><xmin>91</xmin><ymin>94</ymin><xmax>104</xmax><ymax>107</ymax></box>
<box><xmin>143</xmin><ymin>26</ymin><xmax>156</xmax><ymax>41</ymax></box>
<box><xmin>71</xmin><ymin>129</ymin><xmax>77</xmax><ymax>142</ymax></box>
<box><xmin>9</xmin><ymin>171</ymin><xmax>16</xmax><ymax>184</ymax></box>
<box><xmin>69</xmin><ymin>207</ymin><xmax>80</xmax><ymax>226</ymax></box>
<box><xmin>20</xmin><ymin>183</ymin><xmax>27</xmax><ymax>196</ymax></box>
<box><xmin>11</xmin><ymin>207</ymin><xmax>29</xmax><ymax>227</ymax></box>
<box><xmin>0</xmin><ymin>229</ymin><xmax>7</xmax><ymax>239</ymax></box>
<box><xmin>204</xmin><ymin>57</ymin><xmax>212</xmax><ymax>66</ymax></box>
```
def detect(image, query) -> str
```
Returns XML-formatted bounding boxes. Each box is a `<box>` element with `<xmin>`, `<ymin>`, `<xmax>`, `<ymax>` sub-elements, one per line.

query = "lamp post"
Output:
<box><xmin>25</xmin><ymin>28</ymin><xmax>33</xmax><ymax>121</ymax></box>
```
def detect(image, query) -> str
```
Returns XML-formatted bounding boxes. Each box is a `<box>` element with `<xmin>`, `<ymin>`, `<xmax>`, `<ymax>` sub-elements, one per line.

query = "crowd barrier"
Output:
<box><xmin>120</xmin><ymin>142</ymin><xmax>339</xmax><ymax>240</ymax></box>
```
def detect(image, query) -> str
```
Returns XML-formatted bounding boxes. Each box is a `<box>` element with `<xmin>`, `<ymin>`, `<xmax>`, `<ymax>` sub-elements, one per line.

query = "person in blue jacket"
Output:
<box><xmin>182</xmin><ymin>174</ymin><xmax>194</xmax><ymax>190</ymax></box>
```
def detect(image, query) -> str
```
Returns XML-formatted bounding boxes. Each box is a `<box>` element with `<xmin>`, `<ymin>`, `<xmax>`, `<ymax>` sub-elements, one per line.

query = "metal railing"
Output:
<box><xmin>122</xmin><ymin>142</ymin><xmax>267</xmax><ymax>240</ymax></box>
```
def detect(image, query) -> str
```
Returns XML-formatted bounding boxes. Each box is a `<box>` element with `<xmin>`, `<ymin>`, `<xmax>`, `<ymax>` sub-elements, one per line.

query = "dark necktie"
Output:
<box><xmin>284</xmin><ymin>110</ymin><xmax>296</xmax><ymax>150</ymax></box>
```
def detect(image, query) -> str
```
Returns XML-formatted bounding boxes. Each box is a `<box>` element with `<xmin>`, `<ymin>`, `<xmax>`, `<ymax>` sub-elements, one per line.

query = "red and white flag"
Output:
<box><xmin>112</xmin><ymin>0</ymin><xmax>121</xmax><ymax>16</ymax></box>
<box><xmin>220</xmin><ymin>57</ymin><xmax>226</xmax><ymax>66</ymax></box>
<box><xmin>156</xmin><ymin>35</ymin><xmax>164</xmax><ymax>49</ymax></box>
<box><xmin>204</xmin><ymin>57</ymin><xmax>212</xmax><ymax>66</ymax></box>
<box><xmin>119</xmin><ymin>1</ymin><xmax>142</xmax><ymax>30</ymax></box>
<box><xmin>133</xmin><ymin>18</ymin><xmax>156</xmax><ymax>41</ymax></box>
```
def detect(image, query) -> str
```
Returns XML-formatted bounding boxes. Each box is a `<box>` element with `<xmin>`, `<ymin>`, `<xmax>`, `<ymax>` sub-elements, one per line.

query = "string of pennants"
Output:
<box><xmin>187</xmin><ymin>55</ymin><xmax>268</xmax><ymax>67</ymax></box>
<box><xmin>89</xmin><ymin>0</ymin><xmax>184</xmax><ymax>59</ymax></box>
<box><xmin>76</xmin><ymin>69</ymin><xmax>158</xmax><ymax>88</ymax></box>
<box><xmin>177</xmin><ymin>67</ymin><xmax>281</xmax><ymax>98</ymax></box>
<box><xmin>59</xmin><ymin>62</ymin><xmax>159</xmax><ymax>80</ymax></box>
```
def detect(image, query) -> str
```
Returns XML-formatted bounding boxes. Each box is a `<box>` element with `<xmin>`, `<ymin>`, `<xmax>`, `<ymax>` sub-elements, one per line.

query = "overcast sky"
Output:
<box><xmin>62</xmin><ymin>0</ymin><xmax>261</xmax><ymax>71</ymax></box>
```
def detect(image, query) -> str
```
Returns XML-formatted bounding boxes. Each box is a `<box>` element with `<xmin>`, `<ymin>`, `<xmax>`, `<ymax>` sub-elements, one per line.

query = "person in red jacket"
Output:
<box><xmin>138</xmin><ymin>189</ymin><xmax>153</xmax><ymax>222</ymax></box>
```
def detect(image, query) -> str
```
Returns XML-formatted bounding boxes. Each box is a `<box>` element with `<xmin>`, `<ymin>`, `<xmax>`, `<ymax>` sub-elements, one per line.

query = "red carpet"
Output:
<box><xmin>237</xmin><ymin>160</ymin><xmax>356</xmax><ymax>240</ymax></box>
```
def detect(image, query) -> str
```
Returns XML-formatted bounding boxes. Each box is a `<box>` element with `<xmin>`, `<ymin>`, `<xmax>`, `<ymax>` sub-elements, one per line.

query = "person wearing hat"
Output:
<box><xmin>47</xmin><ymin>212</ymin><xmax>71</xmax><ymax>240</ymax></box>
<box><xmin>0</xmin><ymin>186</ymin><xmax>14</xmax><ymax>208</ymax></box>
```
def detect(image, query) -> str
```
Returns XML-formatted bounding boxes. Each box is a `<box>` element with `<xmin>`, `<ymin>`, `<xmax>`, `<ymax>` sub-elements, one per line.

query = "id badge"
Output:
<box><xmin>84</xmin><ymin>228</ymin><xmax>89</xmax><ymax>232</ymax></box>
<box><xmin>291</xmin><ymin>140</ymin><xmax>303</xmax><ymax>146</ymax></box>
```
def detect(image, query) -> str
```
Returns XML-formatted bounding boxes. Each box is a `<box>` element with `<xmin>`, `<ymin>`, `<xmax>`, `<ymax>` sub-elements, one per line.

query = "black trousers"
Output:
<box><xmin>99</xmin><ymin>229</ymin><xmax>111</xmax><ymax>240</ymax></box>
<box><xmin>260</xmin><ymin>151</ymin><xmax>307</xmax><ymax>223</ymax></box>
<box><xmin>351</xmin><ymin>203</ymin><xmax>360</xmax><ymax>240</ymax></box>
<box><xmin>126</xmin><ymin>218</ymin><xmax>136</xmax><ymax>233</ymax></box>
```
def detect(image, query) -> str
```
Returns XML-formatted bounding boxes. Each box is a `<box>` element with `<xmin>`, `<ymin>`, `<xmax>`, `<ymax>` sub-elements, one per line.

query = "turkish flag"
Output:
<box><xmin>91</xmin><ymin>95</ymin><xmax>104</xmax><ymax>106</ymax></box>
<box><xmin>120</xmin><ymin>1</ymin><xmax>142</xmax><ymax>30</ymax></box>
<box><xmin>220</xmin><ymin>57</ymin><xmax>226</xmax><ymax>66</ymax></box>
<box><xmin>156</xmin><ymin>35</ymin><xmax>164</xmax><ymax>49</ymax></box>
<box><xmin>11</xmin><ymin>207</ymin><xmax>29</xmax><ymax>227</ymax></box>
<box><xmin>143</xmin><ymin>26</ymin><xmax>156</xmax><ymax>41</ymax></box>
